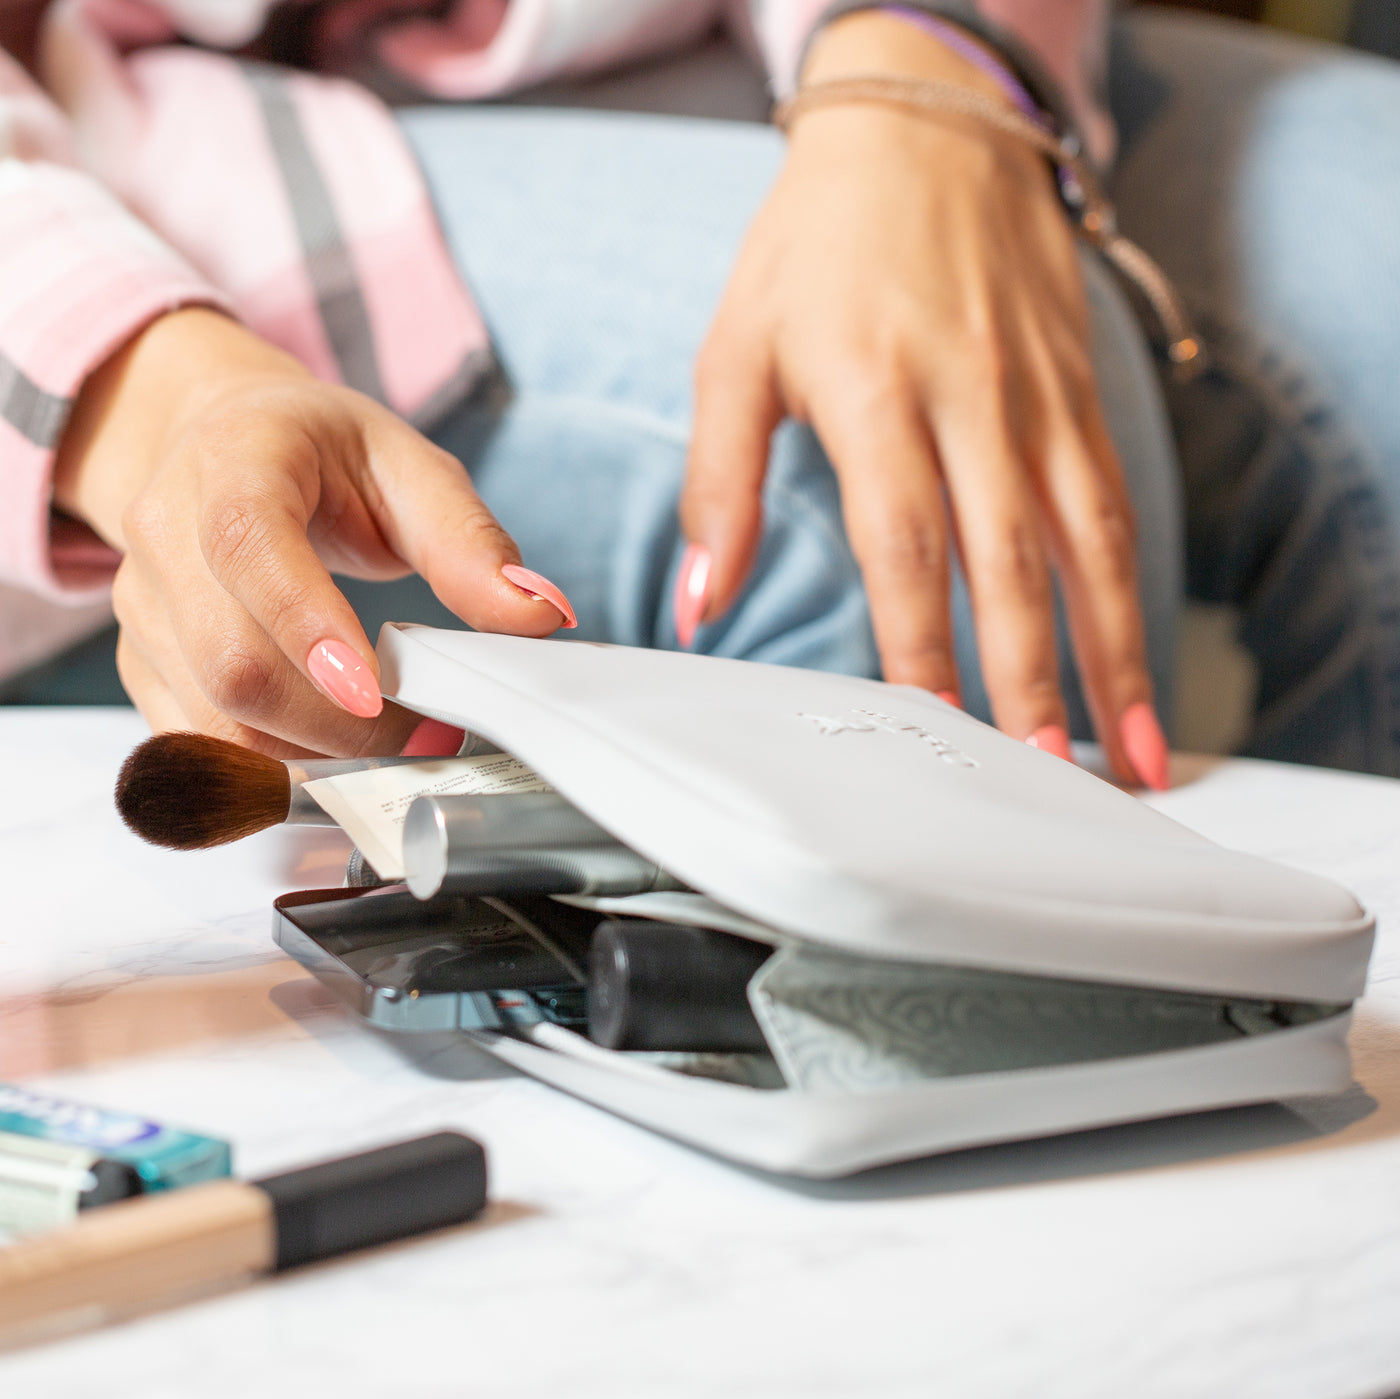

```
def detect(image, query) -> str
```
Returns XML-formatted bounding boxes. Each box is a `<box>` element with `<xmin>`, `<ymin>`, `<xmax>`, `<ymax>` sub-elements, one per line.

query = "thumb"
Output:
<box><xmin>365</xmin><ymin>413</ymin><xmax>576</xmax><ymax>636</ymax></box>
<box><xmin>679</xmin><ymin>336</ymin><xmax>782</xmax><ymax>646</ymax></box>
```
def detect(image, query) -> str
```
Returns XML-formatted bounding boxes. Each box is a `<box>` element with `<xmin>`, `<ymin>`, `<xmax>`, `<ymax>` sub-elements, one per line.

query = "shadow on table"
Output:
<box><xmin>388</xmin><ymin>1022</ymin><xmax>1383</xmax><ymax>1201</ymax></box>
<box><xmin>376</xmin><ymin>1027</ymin><xmax>530</xmax><ymax>1082</ymax></box>
<box><xmin>757</xmin><ymin>1085</ymin><xmax>1378</xmax><ymax>1202</ymax></box>
<box><xmin>1</xmin><ymin>963</ymin><xmax>341</xmax><ymax>1076</ymax></box>
<box><xmin>284</xmin><ymin>957</ymin><xmax>1400</xmax><ymax>1204</ymax></box>
<box><xmin>755</xmin><ymin>1011</ymin><xmax>1400</xmax><ymax>1199</ymax></box>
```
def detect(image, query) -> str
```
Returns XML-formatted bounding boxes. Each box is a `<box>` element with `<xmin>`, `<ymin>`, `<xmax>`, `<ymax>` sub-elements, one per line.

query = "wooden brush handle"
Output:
<box><xmin>0</xmin><ymin>1131</ymin><xmax>487</xmax><ymax>1350</ymax></box>
<box><xmin>0</xmin><ymin>1179</ymin><xmax>273</xmax><ymax>1343</ymax></box>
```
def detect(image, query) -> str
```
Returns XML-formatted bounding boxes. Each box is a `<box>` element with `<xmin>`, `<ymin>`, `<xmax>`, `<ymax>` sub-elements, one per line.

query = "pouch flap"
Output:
<box><xmin>376</xmin><ymin>626</ymin><xmax>1373</xmax><ymax>1002</ymax></box>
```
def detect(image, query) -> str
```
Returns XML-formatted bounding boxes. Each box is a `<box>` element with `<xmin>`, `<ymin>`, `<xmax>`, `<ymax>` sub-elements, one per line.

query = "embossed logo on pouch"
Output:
<box><xmin>796</xmin><ymin>712</ymin><xmax>876</xmax><ymax>737</ymax></box>
<box><xmin>796</xmin><ymin>707</ymin><xmax>978</xmax><ymax>767</ymax></box>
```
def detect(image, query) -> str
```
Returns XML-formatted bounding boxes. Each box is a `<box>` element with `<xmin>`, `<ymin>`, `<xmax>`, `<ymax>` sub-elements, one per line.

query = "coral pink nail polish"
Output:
<box><xmin>306</xmin><ymin>639</ymin><xmax>382</xmax><ymax>719</ymax></box>
<box><xmin>501</xmin><ymin>564</ymin><xmax>577</xmax><ymax>629</ymax></box>
<box><xmin>1120</xmin><ymin>701</ymin><xmax>1171</xmax><ymax>790</ymax></box>
<box><xmin>1025</xmin><ymin>724</ymin><xmax>1073</xmax><ymax>763</ymax></box>
<box><xmin>401</xmin><ymin>717</ymin><xmax>466</xmax><ymax>757</ymax></box>
<box><xmin>935</xmin><ymin>690</ymin><xmax>961</xmax><ymax>709</ymax></box>
<box><xmin>673</xmin><ymin>544</ymin><xmax>712</xmax><ymax>650</ymax></box>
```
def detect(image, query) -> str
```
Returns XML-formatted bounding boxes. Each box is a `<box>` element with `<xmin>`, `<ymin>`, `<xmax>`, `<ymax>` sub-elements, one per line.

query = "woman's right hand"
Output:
<box><xmin>54</xmin><ymin>307</ymin><xmax>573</xmax><ymax>758</ymax></box>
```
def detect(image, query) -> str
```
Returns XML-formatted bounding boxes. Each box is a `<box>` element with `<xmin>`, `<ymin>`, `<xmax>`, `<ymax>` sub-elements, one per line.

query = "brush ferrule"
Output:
<box><xmin>282</xmin><ymin>756</ymin><xmax>426</xmax><ymax>785</ymax></box>
<box><xmin>282</xmin><ymin>757</ymin><xmax>427</xmax><ymax>828</ymax></box>
<box><xmin>285</xmin><ymin>785</ymin><xmax>340</xmax><ymax>827</ymax></box>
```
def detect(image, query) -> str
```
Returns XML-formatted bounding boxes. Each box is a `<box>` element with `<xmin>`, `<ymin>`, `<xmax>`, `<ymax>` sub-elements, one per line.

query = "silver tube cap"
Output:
<box><xmin>402</xmin><ymin>793</ymin><xmax>683</xmax><ymax>901</ymax></box>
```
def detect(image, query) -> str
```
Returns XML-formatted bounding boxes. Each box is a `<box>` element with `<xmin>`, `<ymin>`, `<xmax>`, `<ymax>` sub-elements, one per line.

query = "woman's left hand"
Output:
<box><xmin>678</xmin><ymin>11</ymin><xmax>1167</xmax><ymax>788</ymax></box>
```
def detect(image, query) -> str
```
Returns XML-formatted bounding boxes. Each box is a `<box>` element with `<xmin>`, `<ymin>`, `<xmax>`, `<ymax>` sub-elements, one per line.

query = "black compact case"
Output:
<box><xmin>273</xmin><ymin>884</ymin><xmax>772</xmax><ymax>1049</ymax></box>
<box><xmin>273</xmin><ymin>886</ymin><xmax>595</xmax><ymax>1034</ymax></box>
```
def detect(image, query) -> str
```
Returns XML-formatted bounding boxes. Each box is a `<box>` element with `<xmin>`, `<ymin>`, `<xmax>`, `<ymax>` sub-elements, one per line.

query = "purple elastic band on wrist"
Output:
<box><xmin>879</xmin><ymin>6</ymin><xmax>1045</xmax><ymax>125</ymax></box>
<box><xmin>876</xmin><ymin>4</ymin><xmax>1086</xmax><ymax>206</ymax></box>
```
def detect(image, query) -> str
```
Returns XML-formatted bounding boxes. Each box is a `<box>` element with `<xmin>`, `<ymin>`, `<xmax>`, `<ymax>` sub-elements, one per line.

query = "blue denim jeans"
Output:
<box><xmin>367</xmin><ymin>9</ymin><xmax>1400</xmax><ymax>774</ymax></box>
<box><xmin>1111</xmin><ymin>11</ymin><xmax>1400</xmax><ymax>774</ymax></box>
<box><xmin>383</xmin><ymin>108</ymin><xmax>1181</xmax><ymax>746</ymax></box>
<box><xmin>13</xmin><ymin>15</ymin><xmax>1397</xmax><ymax>777</ymax></box>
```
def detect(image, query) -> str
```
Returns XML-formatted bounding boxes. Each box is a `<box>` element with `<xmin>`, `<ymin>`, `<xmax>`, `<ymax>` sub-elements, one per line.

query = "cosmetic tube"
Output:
<box><xmin>401</xmin><ymin>792</ymin><xmax>686</xmax><ymax>901</ymax></box>
<box><xmin>587</xmin><ymin>921</ymin><xmax>773</xmax><ymax>1053</ymax></box>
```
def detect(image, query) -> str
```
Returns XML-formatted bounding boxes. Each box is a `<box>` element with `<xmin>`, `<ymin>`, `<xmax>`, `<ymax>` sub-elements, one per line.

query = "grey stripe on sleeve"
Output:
<box><xmin>244</xmin><ymin>64</ymin><xmax>389</xmax><ymax>403</ymax></box>
<box><xmin>0</xmin><ymin>353</ymin><xmax>70</xmax><ymax>449</ymax></box>
<box><xmin>408</xmin><ymin>346</ymin><xmax>497</xmax><ymax>433</ymax></box>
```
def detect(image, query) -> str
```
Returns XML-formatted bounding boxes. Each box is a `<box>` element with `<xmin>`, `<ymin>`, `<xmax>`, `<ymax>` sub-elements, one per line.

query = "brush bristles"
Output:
<box><xmin>116</xmin><ymin>733</ymin><xmax>292</xmax><ymax>850</ymax></box>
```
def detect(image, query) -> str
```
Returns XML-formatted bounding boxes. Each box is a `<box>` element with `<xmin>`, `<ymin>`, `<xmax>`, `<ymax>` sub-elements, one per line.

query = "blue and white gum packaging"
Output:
<box><xmin>371</xmin><ymin>624</ymin><xmax>1374</xmax><ymax>1178</ymax></box>
<box><xmin>0</xmin><ymin>1084</ymin><xmax>231</xmax><ymax>1193</ymax></box>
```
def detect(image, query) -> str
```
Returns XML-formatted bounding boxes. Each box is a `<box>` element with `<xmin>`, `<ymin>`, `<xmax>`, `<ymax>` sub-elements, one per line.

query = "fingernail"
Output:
<box><xmin>935</xmin><ymin>690</ymin><xmax>962</xmax><ymax>710</ymax></box>
<box><xmin>307</xmin><ymin>639</ymin><xmax>382</xmax><ymax>719</ymax></box>
<box><xmin>674</xmin><ymin>543</ymin><xmax>712</xmax><ymax>650</ymax></box>
<box><xmin>501</xmin><ymin>564</ymin><xmax>577</xmax><ymax>629</ymax></box>
<box><xmin>1025</xmin><ymin>724</ymin><xmax>1073</xmax><ymax>763</ymax></box>
<box><xmin>401</xmin><ymin>717</ymin><xmax>466</xmax><ymax>757</ymax></box>
<box><xmin>1120</xmin><ymin>701</ymin><xmax>1170</xmax><ymax>790</ymax></box>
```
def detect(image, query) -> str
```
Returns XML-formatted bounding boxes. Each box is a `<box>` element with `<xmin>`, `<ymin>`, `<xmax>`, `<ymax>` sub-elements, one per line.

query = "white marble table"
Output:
<box><xmin>2</xmin><ymin>708</ymin><xmax>1399</xmax><ymax>1399</ymax></box>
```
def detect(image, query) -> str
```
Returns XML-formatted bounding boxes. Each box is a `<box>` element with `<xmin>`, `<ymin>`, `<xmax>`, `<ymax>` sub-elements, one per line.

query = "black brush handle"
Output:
<box><xmin>255</xmin><ymin>1131</ymin><xmax>487</xmax><ymax>1271</ymax></box>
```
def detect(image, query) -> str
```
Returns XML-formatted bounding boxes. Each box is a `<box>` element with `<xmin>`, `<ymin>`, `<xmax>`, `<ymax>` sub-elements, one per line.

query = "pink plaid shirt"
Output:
<box><xmin>0</xmin><ymin>0</ymin><xmax>1106</xmax><ymax>675</ymax></box>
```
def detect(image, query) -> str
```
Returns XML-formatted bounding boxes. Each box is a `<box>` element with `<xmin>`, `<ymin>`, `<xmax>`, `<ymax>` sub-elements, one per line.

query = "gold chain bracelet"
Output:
<box><xmin>775</xmin><ymin>76</ymin><xmax>1204</xmax><ymax>378</ymax></box>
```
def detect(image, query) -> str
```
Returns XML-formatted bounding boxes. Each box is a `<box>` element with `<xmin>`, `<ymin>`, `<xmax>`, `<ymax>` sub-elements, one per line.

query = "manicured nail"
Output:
<box><xmin>674</xmin><ymin>543</ymin><xmax>712</xmax><ymax>650</ymax></box>
<box><xmin>1120</xmin><ymin>701</ymin><xmax>1170</xmax><ymax>790</ymax></box>
<box><xmin>307</xmin><ymin>639</ymin><xmax>382</xmax><ymax>719</ymax></box>
<box><xmin>501</xmin><ymin>564</ymin><xmax>577</xmax><ymax>629</ymax></box>
<box><xmin>1025</xmin><ymin>724</ymin><xmax>1073</xmax><ymax>763</ymax></box>
<box><xmin>935</xmin><ymin>690</ymin><xmax>961</xmax><ymax>709</ymax></box>
<box><xmin>401</xmin><ymin>717</ymin><xmax>466</xmax><ymax>757</ymax></box>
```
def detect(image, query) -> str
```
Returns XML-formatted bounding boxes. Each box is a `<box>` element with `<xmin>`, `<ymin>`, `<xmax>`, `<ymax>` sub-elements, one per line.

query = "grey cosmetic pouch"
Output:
<box><xmin>358</xmin><ymin>624</ymin><xmax>1373</xmax><ymax>1178</ymax></box>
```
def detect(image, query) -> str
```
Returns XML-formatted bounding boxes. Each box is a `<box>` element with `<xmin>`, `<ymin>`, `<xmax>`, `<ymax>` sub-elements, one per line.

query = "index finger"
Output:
<box><xmin>192</xmin><ymin>427</ymin><xmax>386</xmax><ymax>720</ymax></box>
<box><xmin>361</xmin><ymin>410</ymin><xmax>574</xmax><ymax>638</ymax></box>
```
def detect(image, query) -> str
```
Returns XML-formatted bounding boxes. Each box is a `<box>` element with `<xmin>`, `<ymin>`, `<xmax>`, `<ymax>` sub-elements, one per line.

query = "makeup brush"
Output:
<box><xmin>115</xmin><ymin>732</ymin><xmax>439</xmax><ymax>851</ymax></box>
<box><xmin>0</xmin><ymin>1131</ymin><xmax>487</xmax><ymax>1351</ymax></box>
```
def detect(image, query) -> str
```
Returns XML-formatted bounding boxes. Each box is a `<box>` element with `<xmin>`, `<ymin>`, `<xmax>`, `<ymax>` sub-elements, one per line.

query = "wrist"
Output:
<box><xmin>791</xmin><ymin>12</ymin><xmax>1055</xmax><ymax>195</ymax></box>
<box><xmin>803</xmin><ymin>9</ymin><xmax>1018</xmax><ymax>109</ymax></box>
<box><xmin>53</xmin><ymin>308</ymin><xmax>310</xmax><ymax>549</ymax></box>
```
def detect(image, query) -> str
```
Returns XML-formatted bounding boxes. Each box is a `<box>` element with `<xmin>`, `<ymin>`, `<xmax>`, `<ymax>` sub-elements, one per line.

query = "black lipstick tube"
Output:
<box><xmin>586</xmin><ymin>920</ymin><xmax>773</xmax><ymax>1054</ymax></box>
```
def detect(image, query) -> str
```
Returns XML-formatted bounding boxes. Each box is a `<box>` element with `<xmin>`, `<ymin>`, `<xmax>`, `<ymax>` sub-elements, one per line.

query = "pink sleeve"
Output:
<box><xmin>738</xmin><ymin>0</ymin><xmax>1113</xmax><ymax>161</ymax></box>
<box><xmin>348</xmin><ymin>0</ymin><xmax>724</xmax><ymax>99</ymax></box>
<box><xmin>0</xmin><ymin>48</ymin><xmax>227</xmax><ymax>611</ymax></box>
<box><xmin>4</xmin><ymin>0</ymin><xmax>493</xmax><ymax>622</ymax></box>
<box><xmin>731</xmin><ymin>0</ymin><xmax>832</xmax><ymax>94</ymax></box>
